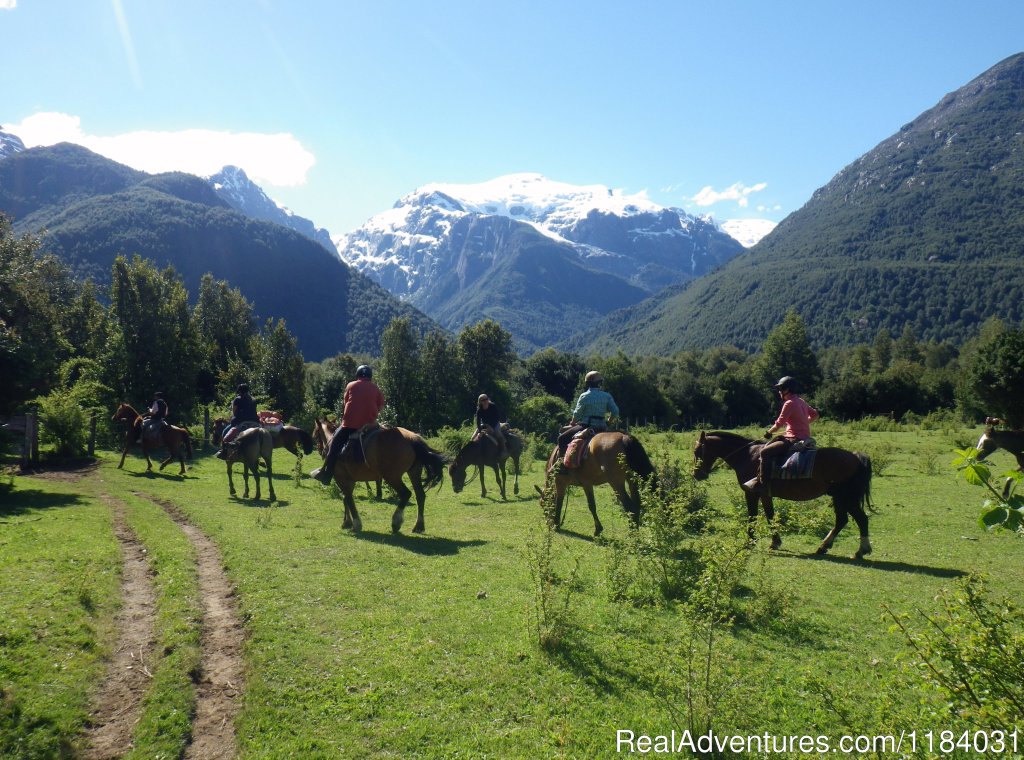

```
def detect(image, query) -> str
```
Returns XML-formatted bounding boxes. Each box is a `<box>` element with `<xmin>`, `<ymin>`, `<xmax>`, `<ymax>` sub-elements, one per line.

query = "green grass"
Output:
<box><xmin>3</xmin><ymin>427</ymin><xmax>1024</xmax><ymax>757</ymax></box>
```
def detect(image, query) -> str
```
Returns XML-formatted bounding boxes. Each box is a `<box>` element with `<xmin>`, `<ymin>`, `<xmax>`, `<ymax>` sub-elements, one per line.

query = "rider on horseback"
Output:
<box><xmin>140</xmin><ymin>391</ymin><xmax>169</xmax><ymax>441</ymax></box>
<box><xmin>310</xmin><ymin>364</ymin><xmax>385</xmax><ymax>485</ymax></box>
<box><xmin>475</xmin><ymin>393</ymin><xmax>508</xmax><ymax>459</ymax></box>
<box><xmin>557</xmin><ymin>371</ymin><xmax>619</xmax><ymax>458</ymax></box>
<box><xmin>217</xmin><ymin>383</ymin><xmax>259</xmax><ymax>457</ymax></box>
<box><xmin>743</xmin><ymin>375</ymin><xmax>819</xmax><ymax>495</ymax></box>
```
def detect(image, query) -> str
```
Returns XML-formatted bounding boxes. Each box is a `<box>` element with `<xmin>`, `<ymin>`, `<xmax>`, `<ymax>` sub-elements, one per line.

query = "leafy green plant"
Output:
<box><xmin>36</xmin><ymin>392</ymin><xmax>87</xmax><ymax>458</ymax></box>
<box><xmin>527</xmin><ymin>479</ymin><xmax>580</xmax><ymax>653</ymax></box>
<box><xmin>953</xmin><ymin>447</ymin><xmax>1024</xmax><ymax>534</ymax></box>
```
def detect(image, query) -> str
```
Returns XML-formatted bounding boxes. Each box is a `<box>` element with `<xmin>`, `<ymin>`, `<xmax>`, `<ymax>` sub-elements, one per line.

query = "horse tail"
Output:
<box><xmin>184</xmin><ymin>429</ymin><xmax>193</xmax><ymax>460</ymax></box>
<box><xmin>298</xmin><ymin>428</ymin><xmax>315</xmax><ymax>455</ymax></box>
<box><xmin>852</xmin><ymin>452</ymin><xmax>874</xmax><ymax>513</ymax></box>
<box><xmin>623</xmin><ymin>435</ymin><xmax>657</xmax><ymax>484</ymax></box>
<box><xmin>411</xmin><ymin>437</ymin><xmax>447</xmax><ymax>490</ymax></box>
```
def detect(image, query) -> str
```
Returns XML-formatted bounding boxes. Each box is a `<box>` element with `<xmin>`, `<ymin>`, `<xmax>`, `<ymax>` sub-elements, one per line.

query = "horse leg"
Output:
<box><xmin>816</xmin><ymin>503</ymin><xmax>849</xmax><ymax>555</ymax></box>
<box><xmin>226</xmin><ymin>461</ymin><xmax>236</xmax><ymax>496</ymax></box>
<box><xmin>252</xmin><ymin>461</ymin><xmax>262</xmax><ymax>501</ymax></box>
<box><xmin>494</xmin><ymin>463</ymin><xmax>507</xmax><ymax>501</ymax></box>
<box><xmin>388</xmin><ymin>477</ymin><xmax>412</xmax><ymax>534</ymax></box>
<box><xmin>478</xmin><ymin>464</ymin><xmax>487</xmax><ymax>499</ymax></box>
<box><xmin>584</xmin><ymin>486</ymin><xmax>603</xmax><ymax>537</ymax></box>
<box><xmin>411</xmin><ymin>476</ymin><xmax>427</xmax><ymax>534</ymax></box>
<box><xmin>743</xmin><ymin>492</ymin><xmax>760</xmax><ymax>544</ymax></box>
<box><xmin>844</xmin><ymin>497</ymin><xmax>871</xmax><ymax>559</ymax></box>
<box><xmin>341</xmin><ymin>483</ymin><xmax>361</xmax><ymax>532</ymax></box>
<box><xmin>265</xmin><ymin>456</ymin><xmax>276</xmax><ymax>502</ymax></box>
<box><xmin>609</xmin><ymin>476</ymin><xmax>638</xmax><ymax>527</ymax></box>
<box><xmin>513</xmin><ymin>456</ymin><xmax>520</xmax><ymax>496</ymax></box>
<box><xmin>242</xmin><ymin>461</ymin><xmax>251</xmax><ymax>499</ymax></box>
<box><xmin>118</xmin><ymin>441</ymin><xmax>129</xmax><ymax>469</ymax></box>
<box><xmin>761</xmin><ymin>495</ymin><xmax>782</xmax><ymax>550</ymax></box>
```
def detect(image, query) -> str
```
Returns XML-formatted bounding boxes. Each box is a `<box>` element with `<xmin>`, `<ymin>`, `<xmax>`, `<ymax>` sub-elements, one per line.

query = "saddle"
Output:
<box><xmin>224</xmin><ymin>420</ymin><xmax>259</xmax><ymax>444</ymax></box>
<box><xmin>141</xmin><ymin>418</ymin><xmax>166</xmax><ymax>442</ymax></box>
<box><xmin>341</xmin><ymin>422</ymin><xmax>381</xmax><ymax>464</ymax></box>
<box><xmin>769</xmin><ymin>439</ymin><xmax>818</xmax><ymax>481</ymax></box>
<box><xmin>563</xmin><ymin>427</ymin><xmax>595</xmax><ymax>470</ymax></box>
<box><xmin>258</xmin><ymin>410</ymin><xmax>284</xmax><ymax>434</ymax></box>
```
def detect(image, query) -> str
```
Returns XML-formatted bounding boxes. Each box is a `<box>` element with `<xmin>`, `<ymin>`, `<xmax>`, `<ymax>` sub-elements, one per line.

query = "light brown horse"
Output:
<box><xmin>312</xmin><ymin>418</ymin><xmax>447</xmax><ymax>533</ymax></box>
<box><xmin>449</xmin><ymin>426</ymin><xmax>524</xmax><ymax>500</ymax></box>
<box><xmin>212</xmin><ymin>417</ymin><xmax>314</xmax><ymax>459</ymax></box>
<box><xmin>693</xmin><ymin>430</ymin><xmax>873</xmax><ymax>559</ymax></box>
<box><xmin>536</xmin><ymin>431</ymin><xmax>656</xmax><ymax>536</ymax></box>
<box><xmin>112</xmin><ymin>403</ymin><xmax>192</xmax><ymax>475</ymax></box>
<box><xmin>219</xmin><ymin>426</ymin><xmax>276</xmax><ymax>501</ymax></box>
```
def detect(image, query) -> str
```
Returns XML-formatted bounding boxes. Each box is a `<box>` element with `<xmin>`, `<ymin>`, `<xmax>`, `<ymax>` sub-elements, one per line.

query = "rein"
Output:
<box><xmin>696</xmin><ymin>435</ymin><xmax>761</xmax><ymax>473</ymax></box>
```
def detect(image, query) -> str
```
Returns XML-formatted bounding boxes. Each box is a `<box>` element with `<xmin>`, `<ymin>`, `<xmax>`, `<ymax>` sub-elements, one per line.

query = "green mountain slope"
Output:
<box><xmin>0</xmin><ymin>144</ymin><xmax>436</xmax><ymax>360</ymax></box>
<box><xmin>572</xmin><ymin>52</ymin><xmax>1024</xmax><ymax>354</ymax></box>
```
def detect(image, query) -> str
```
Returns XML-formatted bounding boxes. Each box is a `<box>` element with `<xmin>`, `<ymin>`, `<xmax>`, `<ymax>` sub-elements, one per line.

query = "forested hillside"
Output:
<box><xmin>572</xmin><ymin>52</ymin><xmax>1024</xmax><ymax>354</ymax></box>
<box><xmin>0</xmin><ymin>143</ymin><xmax>436</xmax><ymax>360</ymax></box>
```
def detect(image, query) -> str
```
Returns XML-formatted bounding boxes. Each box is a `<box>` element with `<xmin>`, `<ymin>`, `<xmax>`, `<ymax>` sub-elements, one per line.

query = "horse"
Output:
<box><xmin>112</xmin><ymin>403</ymin><xmax>193</xmax><ymax>475</ymax></box>
<box><xmin>692</xmin><ymin>430</ymin><xmax>873</xmax><ymax>559</ymax></box>
<box><xmin>220</xmin><ymin>426</ymin><xmax>276</xmax><ymax>501</ymax></box>
<box><xmin>976</xmin><ymin>423</ymin><xmax>1024</xmax><ymax>497</ymax></box>
<box><xmin>449</xmin><ymin>426</ymin><xmax>524</xmax><ymax>500</ymax></box>
<box><xmin>311</xmin><ymin>418</ymin><xmax>447</xmax><ymax>533</ymax></box>
<box><xmin>212</xmin><ymin>417</ymin><xmax>314</xmax><ymax>459</ymax></box>
<box><xmin>535</xmin><ymin>431</ymin><xmax>656</xmax><ymax>536</ymax></box>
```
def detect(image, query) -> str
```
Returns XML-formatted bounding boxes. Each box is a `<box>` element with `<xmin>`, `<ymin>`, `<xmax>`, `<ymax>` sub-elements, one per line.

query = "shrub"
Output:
<box><xmin>36</xmin><ymin>392</ymin><xmax>87</xmax><ymax>458</ymax></box>
<box><xmin>517</xmin><ymin>395</ymin><xmax>567</xmax><ymax>442</ymax></box>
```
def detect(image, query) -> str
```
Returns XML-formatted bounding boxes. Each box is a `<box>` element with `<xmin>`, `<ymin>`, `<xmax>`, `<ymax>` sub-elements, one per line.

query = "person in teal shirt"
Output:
<box><xmin>557</xmin><ymin>371</ymin><xmax>619</xmax><ymax>455</ymax></box>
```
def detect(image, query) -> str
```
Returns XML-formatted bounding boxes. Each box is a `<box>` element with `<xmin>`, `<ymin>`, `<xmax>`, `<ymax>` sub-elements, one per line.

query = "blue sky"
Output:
<box><xmin>3</xmin><ymin>1</ymin><xmax>1023</xmax><ymax>238</ymax></box>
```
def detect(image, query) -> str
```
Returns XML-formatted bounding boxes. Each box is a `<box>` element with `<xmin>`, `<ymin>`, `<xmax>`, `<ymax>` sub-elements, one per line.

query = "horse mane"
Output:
<box><xmin>706</xmin><ymin>430</ymin><xmax>754</xmax><ymax>445</ymax></box>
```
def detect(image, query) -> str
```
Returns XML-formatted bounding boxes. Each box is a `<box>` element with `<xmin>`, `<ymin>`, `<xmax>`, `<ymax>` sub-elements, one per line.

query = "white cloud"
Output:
<box><xmin>0</xmin><ymin>1</ymin><xmax>17</xmax><ymax>9</ymax></box>
<box><xmin>691</xmin><ymin>181</ymin><xmax>768</xmax><ymax>208</ymax></box>
<box><xmin>9</xmin><ymin>112</ymin><xmax>315</xmax><ymax>187</ymax></box>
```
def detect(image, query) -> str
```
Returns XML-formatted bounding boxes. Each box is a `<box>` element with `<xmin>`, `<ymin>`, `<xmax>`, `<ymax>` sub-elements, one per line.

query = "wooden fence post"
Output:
<box><xmin>88</xmin><ymin>413</ymin><xmax>97</xmax><ymax>455</ymax></box>
<box><xmin>203</xmin><ymin>407</ymin><xmax>210</xmax><ymax>449</ymax></box>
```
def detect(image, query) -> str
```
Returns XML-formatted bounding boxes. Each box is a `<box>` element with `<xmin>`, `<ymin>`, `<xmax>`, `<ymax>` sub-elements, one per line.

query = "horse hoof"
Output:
<box><xmin>413</xmin><ymin>526</ymin><xmax>425</xmax><ymax>534</ymax></box>
<box><xmin>815</xmin><ymin>545</ymin><xmax>828</xmax><ymax>555</ymax></box>
<box><xmin>770</xmin><ymin>536</ymin><xmax>782</xmax><ymax>551</ymax></box>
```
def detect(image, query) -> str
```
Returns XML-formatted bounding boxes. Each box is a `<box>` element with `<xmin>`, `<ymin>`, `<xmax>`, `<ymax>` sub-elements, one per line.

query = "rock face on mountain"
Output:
<box><xmin>335</xmin><ymin>174</ymin><xmax>744</xmax><ymax>352</ymax></box>
<box><xmin>207</xmin><ymin>165</ymin><xmax>337</xmax><ymax>254</ymax></box>
<box><xmin>0</xmin><ymin>129</ymin><xmax>25</xmax><ymax>160</ymax></box>
<box><xmin>0</xmin><ymin>143</ymin><xmax>435</xmax><ymax>360</ymax></box>
<box><xmin>572</xmin><ymin>52</ymin><xmax>1024</xmax><ymax>355</ymax></box>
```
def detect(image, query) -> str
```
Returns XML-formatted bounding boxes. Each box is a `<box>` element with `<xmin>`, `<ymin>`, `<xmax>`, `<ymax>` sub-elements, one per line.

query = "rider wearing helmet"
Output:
<box><xmin>219</xmin><ymin>383</ymin><xmax>259</xmax><ymax>454</ymax></box>
<box><xmin>475</xmin><ymin>393</ymin><xmax>507</xmax><ymax>458</ymax></box>
<box><xmin>743</xmin><ymin>376</ymin><xmax>819</xmax><ymax>494</ymax></box>
<box><xmin>311</xmin><ymin>364</ymin><xmax>385</xmax><ymax>485</ymax></box>
<box><xmin>557</xmin><ymin>370</ymin><xmax>620</xmax><ymax>456</ymax></box>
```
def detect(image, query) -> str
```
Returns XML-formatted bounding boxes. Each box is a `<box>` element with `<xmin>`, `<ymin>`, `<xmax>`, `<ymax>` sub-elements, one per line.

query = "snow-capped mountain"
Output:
<box><xmin>719</xmin><ymin>218</ymin><xmax>777</xmax><ymax>248</ymax></box>
<box><xmin>0</xmin><ymin>129</ymin><xmax>26</xmax><ymax>160</ymax></box>
<box><xmin>335</xmin><ymin>173</ymin><xmax>744</xmax><ymax>305</ymax></box>
<box><xmin>206</xmin><ymin>165</ymin><xmax>336</xmax><ymax>254</ymax></box>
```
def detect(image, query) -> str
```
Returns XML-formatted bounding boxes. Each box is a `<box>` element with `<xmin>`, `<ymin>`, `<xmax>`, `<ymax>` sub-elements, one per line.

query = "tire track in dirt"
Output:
<box><xmin>138</xmin><ymin>493</ymin><xmax>245</xmax><ymax>760</ymax></box>
<box><xmin>85</xmin><ymin>496</ymin><xmax>158</xmax><ymax>760</ymax></box>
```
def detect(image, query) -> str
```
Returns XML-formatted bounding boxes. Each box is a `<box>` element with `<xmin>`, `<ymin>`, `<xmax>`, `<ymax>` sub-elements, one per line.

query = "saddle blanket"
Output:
<box><xmin>563</xmin><ymin>429</ymin><xmax>593</xmax><ymax>470</ymax></box>
<box><xmin>771</xmin><ymin>448</ymin><xmax>817</xmax><ymax>480</ymax></box>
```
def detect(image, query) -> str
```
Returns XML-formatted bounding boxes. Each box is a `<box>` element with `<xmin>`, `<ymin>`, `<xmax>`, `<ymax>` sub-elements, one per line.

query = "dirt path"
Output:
<box><xmin>84</xmin><ymin>496</ymin><xmax>158</xmax><ymax>760</ymax></box>
<box><xmin>142</xmin><ymin>494</ymin><xmax>245</xmax><ymax>760</ymax></box>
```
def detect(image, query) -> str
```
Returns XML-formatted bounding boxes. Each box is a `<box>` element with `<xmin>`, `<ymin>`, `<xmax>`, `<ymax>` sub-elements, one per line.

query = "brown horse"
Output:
<box><xmin>220</xmin><ymin>426</ymin><xmax>276</xmax><ymax>501</ymax></box>
<box><xmin>311</xmin><ymin>418</ymin><xmax>447</xmax><ymax>533</ymax></box>
<box><xmin>112</xmin><ymin>403</ymin><xmax>192</xmax><ymax>475</ymax></box>
<box><xmin>449</xmin><ymin>427</ymin><xmax>524</xmax><ymax>500</ymax></box>
<box><xmin>693</xmin><ymin>430</ymin><xmax>873</xmax><ymax>559</ymax></box>
<box><xmin>212</xmin><ymin>417</ymin><xmax>314</xmax><ymax>458</ymax></box>
<box><xmin>536</xmin><ymin>431</ymin><xmax>655</xmax><ymax>536</ymax></box>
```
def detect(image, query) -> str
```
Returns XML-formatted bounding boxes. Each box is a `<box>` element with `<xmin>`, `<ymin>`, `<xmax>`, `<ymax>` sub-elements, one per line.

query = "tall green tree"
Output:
<box><xmin>380</xmin><ymin>317</ymin><xmax>425</xmax><ymax>427</ymax></box>
<box><xmin>753</xmin><ymin>309</ymin><xmax>822</xmax><ymax>395</ymax></box>
<box><xmin>419</xmin><ymin>330</ymin><xmax>464</xmax><ymax>432</ymax></box>
<box><xmin>106</xmin><ymin>255</ymin><xmax>204</xmax><ymax>419</ymax></box>
<box><xmin>966</xmin><ymin>325</ymin><xmax>1024</xmax><ymax>428</ymax></box>
<box><xmin>457</xmin><ymin>320</ymin><xmax>515</xmax><ymax>411</ymax></box>
<box><xmin>193</xmin><ymin>273</ymin><xmax>257</xmax><ymax>402</ymax></box>
<box><xmin>251</xmin><ymin>318</ymin><xmax>306</xmax><ymax>420</ymax></box>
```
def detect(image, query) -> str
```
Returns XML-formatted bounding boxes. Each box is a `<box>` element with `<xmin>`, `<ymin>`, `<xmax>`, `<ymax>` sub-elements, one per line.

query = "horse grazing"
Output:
<box><xmin>220</xmin><ymin>426</ymin><xmax>276</xmax><ymax>501</ymax></box>
<box><xmin>693</xmin><ymin>430</ymin><xmax>873</xmax><ymax>559</ymax></box>
<box><xmin>311</xmin><ymin>418</ymin><xmax>447</xmax><ymax>533</ymax></box>
<box><xmin>536</xmin><ymin>431</ymin><xmax>655</xmax><ymax>536</ymax></box>
<box><xmin>112</xmin><ymin>403</ymin><xmax>193</xmax><ymax>475</ymax></box>
<box><xmin>976</xmin><ymin>424</ymin><xmax>1024</xmax><ymax>497</ymax></box>
<box><xmin>213</xmin><ymin>417</ymin><xmax>314</xmax><ymax>459</ymax></box>
<box><xmin>449</xmin><ymin>427</ymin><xmax>524</xmax><ymax>500</ymax></box>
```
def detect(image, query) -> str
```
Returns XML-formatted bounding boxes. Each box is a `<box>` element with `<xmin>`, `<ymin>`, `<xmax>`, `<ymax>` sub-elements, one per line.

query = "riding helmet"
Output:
<box><xmin>585</xmin><ymin>371</ymin><xmax>603</xmax><ymax>387</ymax></box>
<box><xmin>356</xmin><ymin>364</ymin><xmax>373</xmax><ymax>379</ymax></box>
<box><xmin>772</xmin><ymin>376</ymin><xmax>798</xmax><ymax>393</ymax></box>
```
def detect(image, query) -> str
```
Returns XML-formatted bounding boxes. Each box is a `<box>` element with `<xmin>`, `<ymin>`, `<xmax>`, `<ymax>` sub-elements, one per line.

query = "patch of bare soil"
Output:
<box><xmin>84</xmin><ymin>496</ymin><xmax>158</xmax><ymax>760</ymax></box>
<box><xmin>143</xmin><ymin>494</ymin><xmax>245</xmax><ymax>760</ymax></box>
<box><xmin>18</xmin><ymin>459</ymin><xmax>101</xmax><ymax>482</ymax></box>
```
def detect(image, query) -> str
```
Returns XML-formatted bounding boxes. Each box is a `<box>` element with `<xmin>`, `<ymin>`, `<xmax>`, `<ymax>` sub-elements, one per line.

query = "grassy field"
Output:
<box><xmin>2</xmin><ymin>422</ymin><xmax>1023</xmax><ymax>758</ymax></box>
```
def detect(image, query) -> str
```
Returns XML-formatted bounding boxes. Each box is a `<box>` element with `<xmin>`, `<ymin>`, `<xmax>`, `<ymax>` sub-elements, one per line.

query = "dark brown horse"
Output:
<box><xmin>112</xmin><ymin>403</ymin><xmax>192</xmax><ymax>475</ymax></box>
<box><xmin>536</xmin><ymin>431</ymin><xmax>655</xmax><ymax>536</ymax></box>
<box><xmin>693</xmin><ymin>430</ymin><xmax>873</xmax><ymax>559</ymax></box>
<box><xmin>212</xmin><ymin>417</ymin><xmax>314</xmax><ymax>458</ymax></box>
<box><xmin>312</xmin><ymin>418</ymin><xmax>447</xmax><ymax>534</ymax></box>
<box><xmin>449</xmin><ymin>427</ymin><xmax>524</xmax><ymax>500</ymax></box>
<box><xmin>220</xmin><ymin>426</ymin><xmax>276</xmax><ymax>501</ymax></box>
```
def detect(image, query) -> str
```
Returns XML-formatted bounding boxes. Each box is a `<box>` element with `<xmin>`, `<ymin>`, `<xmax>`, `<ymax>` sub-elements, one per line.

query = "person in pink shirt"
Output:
<box><xmin>743</xmin><ymin>376</ymin><xmax>819</xmax><ymax>494</ymax></box>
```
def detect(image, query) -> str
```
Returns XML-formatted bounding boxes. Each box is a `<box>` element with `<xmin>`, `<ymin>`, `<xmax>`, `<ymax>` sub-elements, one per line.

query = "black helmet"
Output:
<box><xmin>772</xmin><ymin>376</ymin><xmax>798</xmax><ymax>393</ymax></box>
<box><xmin>237</xmin><ymin>383</ymin><xmax>249</xmax><ymax>395</ymax></box>
<box><xmin>356</xmin><ymin>364</ymin><xmax>372</xmax><ymax>379</ymax></box>
<box><xmin>154</xmin><ymin>391</ymin><xmax>164</xmax><ymax>399</ymax></box>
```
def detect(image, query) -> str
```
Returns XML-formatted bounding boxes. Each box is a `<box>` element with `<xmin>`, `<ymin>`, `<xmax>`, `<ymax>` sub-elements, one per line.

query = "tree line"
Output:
<box><xmin>3</xmin><ymin>216</ymin><xmax>1022</xmax><ymax>457</ymax></box>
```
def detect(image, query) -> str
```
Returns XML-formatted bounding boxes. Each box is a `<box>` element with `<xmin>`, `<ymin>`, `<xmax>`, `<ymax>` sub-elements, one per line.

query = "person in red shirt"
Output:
<box><xmin>743</xmin><ymin>375</ymin><xmax>819</xmax><ymax>494</ymax></box>
<box><xmin>311</xmin><ymin>364</ymin><xmax>386</xmax><ymax>485</ymax></box>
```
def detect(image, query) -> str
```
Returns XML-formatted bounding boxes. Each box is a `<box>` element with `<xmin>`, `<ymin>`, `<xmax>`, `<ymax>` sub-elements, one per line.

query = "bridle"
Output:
<box><xmin>693</xmin><ymin>434</ymin><xmax>761</xmax><ymax>478</ymax></box>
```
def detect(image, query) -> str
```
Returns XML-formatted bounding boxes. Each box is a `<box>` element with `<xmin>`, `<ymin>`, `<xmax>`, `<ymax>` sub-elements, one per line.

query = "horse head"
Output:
<box><xmin>448</xmin><ymin>452</ymin><xmax>467</xmax><ymax>493</ymax></box>
<box><xmin>692</xmin><ymin>431</ymin><xmax>713</xmax><ymax>481</ymax></box>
